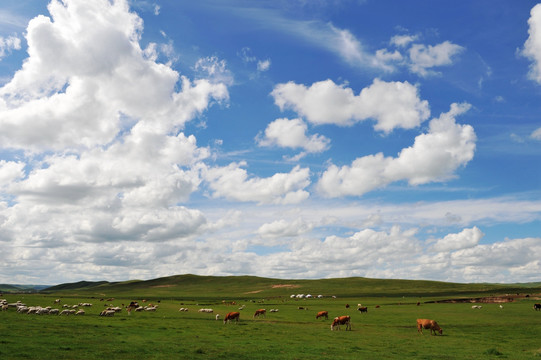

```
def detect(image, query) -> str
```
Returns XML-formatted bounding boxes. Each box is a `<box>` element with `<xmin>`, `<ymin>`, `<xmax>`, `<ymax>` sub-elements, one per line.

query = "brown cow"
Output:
<box><xmin>316</xmin><ymin>311</ymin><xmax>328</xmax><ymax>320</ymax></box>
<box><xmin>126</xmin><ymin>301</ymin><xmax>139</xmax><ymax>315</ymax></box>
<box><xmin>358</xmin><ymin>306</ymin><xmax>368</xmax><ymax>313</ymax></box>
<box><xmin>416</xmin><ymin>319</ymin><xmax>443</xmax><ymax>335</ymax></box>
<box><xmin>223</xmin><ymin>311</ymin><xmax>240</xmax><ymax>324</ymax></box>
<box><xmin>253</xmin><ymin>309</ymin><xmax>266</xmax><ymax>318</ymax></box>
<box><xmin>534</xmin><ymin>303</ymin><xmax>541</xmax><ymax>311</ymax></box>
<box><xmin>331</xmin><ymin>316</ymin><xmax>351</xmax><ymax>331</ymax></box>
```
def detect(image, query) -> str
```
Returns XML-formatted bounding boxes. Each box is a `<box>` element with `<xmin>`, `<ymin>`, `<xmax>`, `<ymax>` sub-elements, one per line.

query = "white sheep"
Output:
<box><xmin>36</xmin><ymin>307</ymin><xmax>50</xmax><ymax>315</ymax></box>
<box><xmin>215</xmin><ymin>314</ymin><xmax>220</xmax><ymax>320</ymax></box>
<box><xmin>99</xmin><ymin>309</ymin><xmax>115</xmax><ymax>316</ymax></box>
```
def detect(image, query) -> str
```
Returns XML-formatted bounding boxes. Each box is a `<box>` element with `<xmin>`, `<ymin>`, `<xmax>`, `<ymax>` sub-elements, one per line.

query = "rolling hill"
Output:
<box><xmin>38</xmin><ymin>274</ymin><xmax>541</xmax><ymax>300</ymax></box>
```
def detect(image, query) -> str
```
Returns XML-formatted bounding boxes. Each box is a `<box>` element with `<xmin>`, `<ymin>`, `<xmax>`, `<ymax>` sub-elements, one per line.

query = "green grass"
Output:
<box><xmin>1</xmin><ymin>275</ymin><xmax>541</xmax><ymax>359</ymax></box>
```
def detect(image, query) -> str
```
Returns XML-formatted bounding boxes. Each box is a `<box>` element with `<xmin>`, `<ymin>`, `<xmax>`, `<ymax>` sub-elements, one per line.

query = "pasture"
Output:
<box><xmin>1</xmin><ymin>276</ymin><xmax>541</xmax><ymax>359</ymax></box>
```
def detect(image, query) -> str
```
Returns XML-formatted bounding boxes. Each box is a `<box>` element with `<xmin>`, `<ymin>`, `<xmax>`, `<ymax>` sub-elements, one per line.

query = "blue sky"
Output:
<box><xmin>0</xmin><ymin>0</ymin><xmax>540</xmax><ymax>285</ymax></box>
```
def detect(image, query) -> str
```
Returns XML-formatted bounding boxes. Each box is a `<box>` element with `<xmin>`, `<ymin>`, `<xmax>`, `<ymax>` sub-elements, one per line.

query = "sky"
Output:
<box><xmin>0</xmin><ymin>0</ymin><xmax>540</xmax><ymax>285</ymax></box>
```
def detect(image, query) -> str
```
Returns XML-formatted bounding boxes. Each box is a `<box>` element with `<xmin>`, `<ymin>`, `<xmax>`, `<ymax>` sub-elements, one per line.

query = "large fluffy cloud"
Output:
<box><xmin>523</xmin><ymin>4</ymin><xmax>541</xmax><ymax>84</ymax></box>
<box><xmin>317</xmin><ymin>103</ymin><xmax>476</xmax><ymax>197</ymax></box>
<box><xmin>203</xmin><ymin>163</ymin><xmax>310</xmax><ymax>205</ymax></box>
<box><xmin>256</xmin><ymin>117</ymin><xmax>330</xmax><ymax>157</ymax></box>
<box><xmin>271</xmin><ymin>78</ymin><xmax>430</xmax><ymax>133</ymax></box>
<box><xmin>0</xmin><ymin>0</ymin><xmax>229</xmax><ymax>251</ymax></box>
<box><xmin>0</xmin><ymin>0</ymin><xmax>228</xmax><ymax>151</ymax></box>
<box><xmin>431</xmin><ymin>226</ymin><xmax>484</xmax><ymax>252</ymax></box>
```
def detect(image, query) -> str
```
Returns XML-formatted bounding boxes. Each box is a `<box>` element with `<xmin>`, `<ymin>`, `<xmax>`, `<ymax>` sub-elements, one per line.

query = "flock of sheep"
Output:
<box><xmin>1</xmin><ymin>299</ymin><xmax>89</xmax><ymax>315</ymax></box>
<box><xmin>0</xmin><ymin>298</ymin><xmax>159</xmax><ymax>317</ymax></box>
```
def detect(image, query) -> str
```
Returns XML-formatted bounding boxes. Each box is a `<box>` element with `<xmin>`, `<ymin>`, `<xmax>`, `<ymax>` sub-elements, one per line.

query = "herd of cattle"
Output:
<box><xmin>2</xmin><ymin>297</ymin><xmax>540</xmax><ymax>334</ymax></box>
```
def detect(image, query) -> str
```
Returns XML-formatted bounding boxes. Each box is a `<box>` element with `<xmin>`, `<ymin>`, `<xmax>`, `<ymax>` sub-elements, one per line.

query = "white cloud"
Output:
<box><xmin>0</xmin><ymin>35</ymin><xmax>21</xmax><ymax>59</ymax></box>
<box><xmin>408</xmin><ymin>41</ymin><xmax>465</xmax><ymax>76</ymax></box>
<box><xmin>432</xmin><ymin>226</ymin><xmax>484</xmax><ymax>252</ymax></box>
<box><xmin>194</xmin><ymin>56</ymin><xmax>234</xmax><ymax>85</ymax></box>
<box><xmin>256</xmin><ymin>117</ymin><xmax>330</xmax><ymax>154</ymax></box>
<box><xmin>231</xmin><ymin>8</ymin><xmax>390</xmax><ymax>72</ymax></box>
<box><xmin>0</xmin><ymin>160</ymin><xmax>25</xmax><ymax>190</ymax></box>
<box><xmin>203</xmin><ymin>163</ymin><xmax>310</xmax><ymax>204</ymax></box>
<box><xmin>390</xmin><ymin>34</ymin><xmax>418</xmax><ymax>47</ymax></box>
<box><xmin>0</xmin><ymin>0</ymin><xmax>232</xmax><ymax>254</ymax></box>
<box><xmin>257</xmin><ymin>218</ymin><xmax>314</xmax><ymax>239</ymax></box>
<box><xmin>271</xmin><ymin>78</ymin><xmax>430</xmax><ymax>133</ymax></box>
<box><xmin>523</xmin><ymin>4</ymin><xmax>541</xmax><ymax>84</ymax></box>
<box><xmin>317</xmin><ymin>103</ymin><xmax>476</xmax><ymax>197</ymax></box>
<box><xmin>257</xmin><ymin>59</ymin><xmax>271</xmax><ymax>72</ymax></box>
<box><xmin>531</xmin><ymin>127</ymin><xmax>541</xmax><ymax>140</ymax></box>
<box><xmin>0</xmin><ymin>0</ymin><xmax>228</xmax><ymax>151</ymax></box>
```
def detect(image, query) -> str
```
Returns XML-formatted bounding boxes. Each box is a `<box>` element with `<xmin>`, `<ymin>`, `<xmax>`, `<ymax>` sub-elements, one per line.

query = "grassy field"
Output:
<box><xmin>1</xmin><ymin>275</ymin><xmax>541</xmax><ymax>359</ymax></box>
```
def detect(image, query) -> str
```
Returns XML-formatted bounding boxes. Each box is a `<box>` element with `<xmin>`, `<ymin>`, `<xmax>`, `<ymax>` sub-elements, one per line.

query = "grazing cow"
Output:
<box><xmin>331</xmin><ymin>316</ymin><xmax>351</xmax><ymax>331</ymax></box>
<box><xmin>345</xmin><ymin>304</ymin><xmax>350</xmax><ymax>309</ymax></box>
<box><xmin>358</xmin><ymin>306</ymin><xmax>368</xmax><ymax>314</ymax></box>
<box><xmin>223</xmin><ymin>311</ymin><xmax>240</xmax><ymax>324</ymax></box>
<box><xmin>534</xmin><ymin>303</ymin><xmax>541</xmax><ymax>311</ymax></box>
<box><xmin>126</xmin><ymin>301</ymin><xmax>139</xmax><ymax>315</ymax></box>
<box><xmin>253</xmin><ymin>309</ymin><xmax>266</xmax><ymax>318</ymax></box>
<box><xmin>416</xmin><ymin>319</ymin><xmax>443</xmax><ymax>335</ymax></box>
<box><xmin>316</xmin><ymin>311</ymin><xmax>328</xmax><ymax>320</ymax></box>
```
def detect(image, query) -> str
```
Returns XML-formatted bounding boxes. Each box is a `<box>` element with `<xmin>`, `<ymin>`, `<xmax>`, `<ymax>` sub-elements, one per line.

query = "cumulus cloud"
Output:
<box><xmin>432</xmin><ymin>226</ymin><xmax>484</xmax><ymax>252</ymax></box>
<box><xmin>271</xmin><ymin>78</ymin><xmax>430</xmax><ymax>133</ymax></box>
<box><xmin>522</xmin><ymin>4</ymin><xmax>541</xmax><ymax>84</ymax></box>
<box><xmin>0</xmin><ymin>0</ymin><xmax>230</xmax><ymax>251</ymax></box>
<box><xmin>203</xmin><ymin>163</ymin><xmax>310</xmax><ymax>204</ymax></box>
<box><xmin>317</xmin><ymin>103</ymin><xmax>476</xmax><ymax>197</ymax></box>
<box><xmin>0</xmin><ymin>0</ymin><xmax>228</xmax><ymax>151</ymax></box>
<box><xmin>256</xmin><ymin>117</ymin><xmax>330</xmax><ymax>156</ymax></box>
<box><xmin>0</xmin><ymin>160</ymin><xmax>25</xmax><ymax>188</ymax></box>
<box><xmin>257</xmin><ymin>218</ymin><xmax>314</xmax><ymax>239</ymax></box>
<box><xmin>408</xmin><ymin>41</ymin><xmax>464</xmax><ymax>76</ymax></box>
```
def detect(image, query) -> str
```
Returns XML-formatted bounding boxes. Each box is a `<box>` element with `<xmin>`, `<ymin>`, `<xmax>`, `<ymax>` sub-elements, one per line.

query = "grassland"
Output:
<box><xmin>1</xmin><ymin>275</ymin><xmax>541</xmax><ymax>359</ymax></box>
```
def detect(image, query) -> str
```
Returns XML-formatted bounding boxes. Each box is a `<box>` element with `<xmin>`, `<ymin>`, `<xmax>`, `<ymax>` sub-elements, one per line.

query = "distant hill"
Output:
<box><xmin>37</xmin><ymin>274</ymin><xmax>541</xmax><ymax>300</ymax></box>
<box><xmin>0</xmin><ymin>284</ymin><xmax>52</xmax><ymax>293</ymax></box>
<box><xmin>44</xmin><ymin>280</ymin><xmax>110</xmax><ymax>292</ymax></box>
